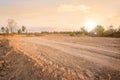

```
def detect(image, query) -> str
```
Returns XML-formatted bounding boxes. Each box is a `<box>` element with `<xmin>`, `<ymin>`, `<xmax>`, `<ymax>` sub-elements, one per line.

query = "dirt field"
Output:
<box><xmin>0</xmin><ymin>36</ymin><xmax>120</xmax><ymax>80</ymax></box>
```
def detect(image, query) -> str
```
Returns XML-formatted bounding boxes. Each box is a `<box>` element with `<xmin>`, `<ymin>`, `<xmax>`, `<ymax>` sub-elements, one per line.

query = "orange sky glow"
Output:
<box><xmin>0</xmin><ymin>0</ymin><xmax>120</xmax><ymax>32</ymax></box>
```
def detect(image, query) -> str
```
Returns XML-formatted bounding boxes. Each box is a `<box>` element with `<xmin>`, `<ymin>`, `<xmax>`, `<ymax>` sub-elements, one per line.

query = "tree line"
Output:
<box><xmin>80</xmin><ymin>25</ymin><xmax>120</xmax><ymax>37</ymax></box>
<box><xmin>0</xmin><ymin>19</ymin><xmax>27</xmax><ymax>34</ymax></box>
<box><xmin>41</xmin><ymin>25</ymin><xmax>120</xmax><ymax>37</ymax></box>
<box><xmin>0</xmin><ymin>19</ymin><xmax>120</xmax><ymax>37</ymax></box>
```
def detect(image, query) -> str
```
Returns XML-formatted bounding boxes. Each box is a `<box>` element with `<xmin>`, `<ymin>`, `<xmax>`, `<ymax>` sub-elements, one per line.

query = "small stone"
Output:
<box><xmin>49</xmin><ymin>61</ymin><xmax>53</xmax><ymax>65</ymax></box>
<box><xmin>78</xmin><ymin>73</ymin><xmax>85</xmax><ymax>80</ymax></box>
<box><xmin>85</xmin><ymin>69</ymin><xmax>93</xmax><ymax>77</ymax></box>
<box><xmin>28</xmin><ymin>59</ymin><xmax>31</xmax><ymax>61</ymax></box>
<box><xmin>0</xmin><ymin>61</ymin><xmax>4</xmax><ymax>64</ymax></box>
<box><xmin>60</xmin><ymin>67</ymin><xmax>65</xmax><ymax>71</ymax></box>
<box><xmin>42</xmin><ymin>68</ymin><xmax>45</xmax><ymax>72</ymax></box>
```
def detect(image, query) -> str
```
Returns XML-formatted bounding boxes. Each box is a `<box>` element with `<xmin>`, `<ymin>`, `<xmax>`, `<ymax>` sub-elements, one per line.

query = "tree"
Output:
<box><xmin>118</xmin><ymin>26</ymin><xmax>120</xmax><ymax>32</ymax></box>
<box><xmin>8</xmin><ymin>19</ymin><xmax>17</xmax><ymax>33</ymax></box>
<box><xmin>94</xmin><ymin>25</ymin><xmax>104</xmax><ymax>36</ymax></box>
<box><xmin>18</xmin><ymin>29</ymin><xmax>22</xmax><ymax>34</ymax></box>
<box><xmin>21</xmin><ymin>25</ymin><xmax>26</xmax><ymax>33</ymax></box>
<box><xmin>104</xmin><ymin>25</ymin><xmax>116</xmax><ymax>37</ymax></box>
<box><xmin>80</xmin><ymin>26</ymin><xmax>88</xmax><ymax>35</ymax></box>
<box><xmin>108</xmin><ymin>25</ymin><xmax>115</xmax><ymax>32</ymax></box>
<box><xmin>5</xmin><ymin>27</ymin><xmax>9</xmax><ymax>34</ymax></box>
<box><xmin>1</xmin><ymin>27</ymin><xmax>5</xmax><ymax>33</ymax></box>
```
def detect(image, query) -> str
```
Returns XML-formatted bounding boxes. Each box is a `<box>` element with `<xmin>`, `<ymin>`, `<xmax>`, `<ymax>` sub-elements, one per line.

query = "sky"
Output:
<box><xmin>0</xmin><ymin>0</ymin><xmax>120</xmax><ymax>32</ymax></box>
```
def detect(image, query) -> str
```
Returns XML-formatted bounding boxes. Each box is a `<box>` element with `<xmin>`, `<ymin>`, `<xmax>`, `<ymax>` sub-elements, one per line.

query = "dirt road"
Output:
<box><xmin>9</xmin><ymin>36</ymin><xmax>120</xmax><ymax>80</ymax></box>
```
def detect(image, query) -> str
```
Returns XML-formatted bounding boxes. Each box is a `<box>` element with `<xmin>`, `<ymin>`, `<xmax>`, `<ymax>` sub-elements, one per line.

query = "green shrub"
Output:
<box><xmin>70</xmin><ymin>33</ymin><xmax>76</xmax><ymax>36</ymax></box>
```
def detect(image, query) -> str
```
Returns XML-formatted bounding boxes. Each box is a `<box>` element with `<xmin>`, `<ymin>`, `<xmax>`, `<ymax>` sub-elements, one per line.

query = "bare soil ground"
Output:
<box><xmin>0</xmin><ymin>36</ymin><xmax>120</xmax><ymax>80</ymax></box>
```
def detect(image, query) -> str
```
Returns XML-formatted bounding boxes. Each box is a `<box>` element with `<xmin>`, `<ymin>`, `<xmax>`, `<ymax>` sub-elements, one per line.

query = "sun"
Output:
<box><xmin>84</xmin><ymin>20</ymin><xmax>97</xmax><ymax>32</ymax></box>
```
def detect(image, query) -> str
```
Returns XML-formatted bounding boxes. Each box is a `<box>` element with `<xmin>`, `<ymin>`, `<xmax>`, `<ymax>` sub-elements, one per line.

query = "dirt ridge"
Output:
<box><xmin>0</xmin><ymin>39</ymin><xmax>85</xmax><ymax>80</ymax></box>
<box><xmin>0</xmin><ymin>38</ymin><xmax>120</xmax><ymax>80</ymax></box>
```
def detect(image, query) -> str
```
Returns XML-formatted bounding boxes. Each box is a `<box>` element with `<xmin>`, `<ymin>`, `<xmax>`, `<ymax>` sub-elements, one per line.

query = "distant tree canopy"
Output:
<box><xmin>8</xmin><ymin>19</ymin><xmax>17</xmax><ymax>33</ymax></box>
<box><xmin>21</xmin><ymin>25</ymin><xmax>26</xmax><ymax>33</ymax></box>
<box><xmin>118</xmin><ymin>26</ymin><xmax>120</xmax><ymax>32</ymax></box>
<box><xmin>93</xmin><ymin>25</ymin><xmax>104</xmax><ymax>36</ymax></box>
<box><xmin>0</xmin><ymin>19</ymin><xmax>119</xmax><ymax>37</ymax></box>
<box><xmin>80</xmin><ymin>27</ymin><xmax>88</xmax><ymax>35</ymax></box>
<box><xmin>5</xmin><ymin>27</ymin><xmax>9</xmax><ymax>34</ymax></box>
<box><xmin>1</xmin><ymin>27</ymin><xmax>5</xmax><ymax>33</ymax></box>
<box><xmin>0</xmin><ymin>19</ymin><xmax>27</xmax><ymax>35</ymax></box>
<box><xmin>18</xmin><ymin>29</ymin><xmax>22</xmax><ymax>34</ymax></box>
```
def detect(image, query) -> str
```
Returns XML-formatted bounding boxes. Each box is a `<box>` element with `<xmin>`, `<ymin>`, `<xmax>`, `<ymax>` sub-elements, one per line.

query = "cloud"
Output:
<box><xmin>57</xmin><ymin>4</ymin><xmax>90</xmax><ymax>13</ymax></box>
<box><xmin>0</xmin><ymin>2</ymin><xmax>56</xmax><ymax>17</ymax></box>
